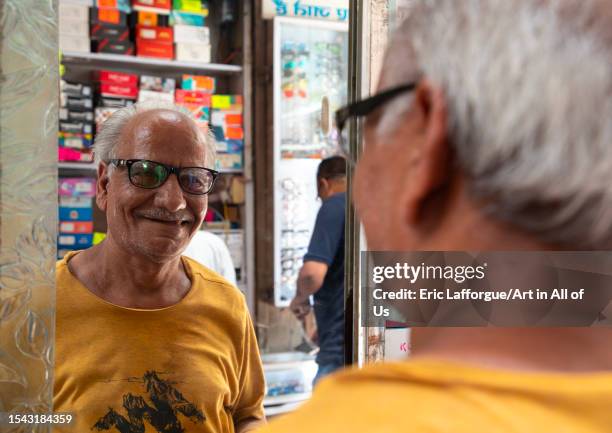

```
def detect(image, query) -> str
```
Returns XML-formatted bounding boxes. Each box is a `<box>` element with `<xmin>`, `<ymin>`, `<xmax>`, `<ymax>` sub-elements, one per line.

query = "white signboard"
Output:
<box><xmin>262</xmin><ymin>0</ymin><xmax>349</xmax><ymax>22</ymax></box>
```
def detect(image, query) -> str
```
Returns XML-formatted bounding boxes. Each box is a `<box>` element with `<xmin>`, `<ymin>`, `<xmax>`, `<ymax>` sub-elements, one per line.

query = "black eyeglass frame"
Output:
<box><xmin>335</xmin><ymin>82</ymin><xmax>418</xmax><ymax>160</ymax></box>
<box><xmin>107</xmin><ymin>159</ymin><xmax>220</xmax><ymax>195</ymax></box>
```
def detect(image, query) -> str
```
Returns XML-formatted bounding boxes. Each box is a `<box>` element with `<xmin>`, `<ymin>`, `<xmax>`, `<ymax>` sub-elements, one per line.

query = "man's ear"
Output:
<box><xmin>96</xmin><ymin>161</ymin><xmax>110</xmax><ymax>211</ymax></box>
<box><xmin>318</xmin><ymin>178</ymin><xmax>328</xmax><ymax>195</ymax></box>
<box><xmin>405</xmin><ymin>80</ymin><xmax>450</xmax><ymax>225</ymax></box>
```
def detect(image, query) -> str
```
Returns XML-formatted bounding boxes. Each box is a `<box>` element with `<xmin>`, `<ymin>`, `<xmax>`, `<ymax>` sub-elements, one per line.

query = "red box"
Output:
<box><xmin>59</xmin><ymin>221</ymin><xmax>95</xmax><ymax>234</ymax></box>
<box><xmin>137</xmin><ymin>39</ymin><xmax>174</xmax><ymax>59</ymax></box>
<box><xmin>174</xmin><ymin>89</ymin><xmax>211</xmax><ymax>104</ymax></box>
<box><xmin>98</xmin><ymin>70</ymin><xmax>139</xmax><ymax>86</ymax></box>
<box><xmin>132</xmin><ymin>0</ymin><xmax>171</xmax><ymax>12</ymax></box>
<box><xmin>136</xmin><ymin>26</ymin><xmax>173</xmax><ymax>43</ymax></box>
<box><xmin>100</xmin><ymin>82</ymin><xmax>138</xmax><ymax>99</ymax></box>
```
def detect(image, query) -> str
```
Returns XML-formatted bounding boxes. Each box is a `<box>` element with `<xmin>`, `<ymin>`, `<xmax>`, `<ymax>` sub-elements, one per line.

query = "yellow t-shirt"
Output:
<box><xmin>54</xmin><ymin>252</ymin><xmax>265</xmax><ymax>433</ymax></box>
<box><xmin>258</xmin><ymin>359</ymin><xmax>612</xmax><ymax>433</ymax></box>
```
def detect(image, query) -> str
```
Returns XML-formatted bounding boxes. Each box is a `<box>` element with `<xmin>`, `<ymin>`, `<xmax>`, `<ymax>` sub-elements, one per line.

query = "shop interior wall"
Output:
<box><xmin>252</xmin><ymin>0</ymin><xmax>305</xmax><ymax>353</ymax></box>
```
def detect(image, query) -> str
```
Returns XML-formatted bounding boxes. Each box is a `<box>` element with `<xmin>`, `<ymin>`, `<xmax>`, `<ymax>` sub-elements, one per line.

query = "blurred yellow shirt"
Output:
<box><xmin>259</xmin><ymin>359</ymin><xmax>612</xmax><ymax>433</ymax></box>
<box><xmin>54</xmin><ymin>252</ymin><xmax>265</xmax><ymax>433</ymax></box>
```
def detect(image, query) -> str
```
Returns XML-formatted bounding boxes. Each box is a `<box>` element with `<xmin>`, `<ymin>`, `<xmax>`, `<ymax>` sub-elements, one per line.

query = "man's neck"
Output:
<box><xmin>411</xmin><ymin>327</ymin><xmax>612</xmax><ymax>373</ymax></box>
<box><xmin>69</xmin><ymin>238</ymin><xmax>191</xmax><ymax>309</ymax></box>
<box><xmin>409</xmin><ymin>185</ymin><xmax>612</xmax><ymax>373</ymax></box>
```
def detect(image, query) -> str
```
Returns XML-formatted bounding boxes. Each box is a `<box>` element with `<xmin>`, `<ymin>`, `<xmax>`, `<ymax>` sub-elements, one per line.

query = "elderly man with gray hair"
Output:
<box><xmin>258</xmin><ymin>0</ymin><xmax>612</xmax><ymax>432</ymax></box>
<box><xmin>54</xmin><ymin>104</ymin><xmax>266</xmax><ymax>433</ymax></box>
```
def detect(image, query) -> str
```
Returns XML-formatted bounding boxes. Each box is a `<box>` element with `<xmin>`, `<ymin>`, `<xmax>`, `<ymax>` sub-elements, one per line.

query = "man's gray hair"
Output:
<box><xmin>381</xmin><ymin>0</ymin><xmax>612</xmax><ymax>248</ymax></box>
<box><xmin>94</xmin><ymin>101</ymin><xmax>217</xmax><ymax>168</ymax></box>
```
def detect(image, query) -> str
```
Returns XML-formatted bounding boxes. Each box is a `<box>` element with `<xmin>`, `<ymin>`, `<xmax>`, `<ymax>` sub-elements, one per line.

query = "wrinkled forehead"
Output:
<box><xmin>118</xmin><ymin>109</ymin><xmax>208</xmax><ymax>164</ymax></box>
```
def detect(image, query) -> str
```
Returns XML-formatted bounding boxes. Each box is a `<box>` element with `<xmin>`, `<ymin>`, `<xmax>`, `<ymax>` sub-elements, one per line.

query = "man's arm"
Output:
<box><xmin>290</xmin><ymin>260</ymin><xmax>328</xmax><ymax>318</ymax></box>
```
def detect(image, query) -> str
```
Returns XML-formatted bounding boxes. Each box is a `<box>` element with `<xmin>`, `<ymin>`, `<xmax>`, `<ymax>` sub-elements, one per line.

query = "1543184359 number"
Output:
<box><xmin>0</xmin><ymin>412</ymin><xmax>74</xmax><ymax>425</ymax></box>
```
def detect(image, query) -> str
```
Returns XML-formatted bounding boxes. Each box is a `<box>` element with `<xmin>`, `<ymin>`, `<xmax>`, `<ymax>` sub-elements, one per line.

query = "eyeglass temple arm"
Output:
<box><xmin>335</xmin><ymin>82</ymin><xmax>418</xmax><ymax>130</ymax></box>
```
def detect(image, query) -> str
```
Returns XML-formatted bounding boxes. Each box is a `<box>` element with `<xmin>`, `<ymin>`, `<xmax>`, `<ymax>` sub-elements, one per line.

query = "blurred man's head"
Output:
<box><xmin>93</xmin><ymin>103</ymin><xmax>217</xmax><ymax>262</ymax></box>
<box><xmin>354</xmin><ymin>0</ymin><xmax>612</xmax><ymax>251</ymax></box>
<box><xmin>317</xmin><ymin>156</ymin><xmax>347</xmax><ymax>200</ymax></box>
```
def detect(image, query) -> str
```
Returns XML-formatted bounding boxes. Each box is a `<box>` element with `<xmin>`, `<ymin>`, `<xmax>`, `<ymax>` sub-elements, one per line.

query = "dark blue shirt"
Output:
<box><xmin>304</xmin><ymin>192</ymin><xmax>345</xmax><ymax>366</ymax></box>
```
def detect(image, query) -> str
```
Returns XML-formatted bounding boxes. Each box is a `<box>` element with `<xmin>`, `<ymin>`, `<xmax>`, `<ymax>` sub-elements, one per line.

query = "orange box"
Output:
<box><xmin>181</xmin><ymin>74</ymin><xmax>215</xmax><ymax>93</ymax></box>
<box><xmin>225</xmin><ymin>126</ymin><xmax>244</xmax><ymax>140</ymax></box>
<box><xmin>134</xmin><ymin>11</ymin><xmax>169</xmax><ymax>27</ymax></box>
<box><xmin>97</xmin><ymin>0</ymin><xmax>118</xmax><ymax>7</ymax></box>
<box><xmin>225</xmin><ymin>113</ymin><xmax>243</xmax><ymax>125</ymax></box>
<box><xmin>90</xmin><ymin>8</ymin><xmax>128</xmax><ymax>25</ymax></box>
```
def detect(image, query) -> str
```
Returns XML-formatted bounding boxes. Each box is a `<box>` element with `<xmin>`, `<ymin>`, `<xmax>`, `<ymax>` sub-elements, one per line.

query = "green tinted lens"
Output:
<box><xmin>178</xmin><ymin>168</ymin><xmax>214</xmax><ymax>194</ymax></box>
<box><xmin>130</xmin><ymin>160</ymin><xmax>167</xmax><ymax>188</ymax></box>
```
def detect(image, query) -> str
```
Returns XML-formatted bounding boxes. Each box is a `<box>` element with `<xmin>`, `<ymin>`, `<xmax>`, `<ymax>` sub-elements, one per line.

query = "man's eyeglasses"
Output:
<box><xmin>107</xmin><ymin>159</ymin><xmax>219</xmax><ymax>195</ymax></box>
<box><xmin>335</xmin><ymin>82</ymin><xmax>418</xmax><ymax>161</ymax></box>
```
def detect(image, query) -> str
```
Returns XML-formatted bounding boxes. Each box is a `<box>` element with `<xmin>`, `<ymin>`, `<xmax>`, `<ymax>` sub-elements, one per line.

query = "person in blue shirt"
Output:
<box><xmin>290</xmin><ymin>156</ymin><xmax>347</xmax><ymax>385</ymax></box>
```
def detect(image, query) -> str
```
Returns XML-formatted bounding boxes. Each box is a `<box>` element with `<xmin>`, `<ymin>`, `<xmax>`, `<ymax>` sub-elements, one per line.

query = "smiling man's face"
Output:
<box><xmin>97</xmin><ymin>109</ymin><xmax>209</xmax><ymax>262</ymax></box>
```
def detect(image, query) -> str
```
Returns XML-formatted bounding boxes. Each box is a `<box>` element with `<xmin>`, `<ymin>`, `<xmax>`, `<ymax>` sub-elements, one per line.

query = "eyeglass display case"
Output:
<box><xmin>272</xmin><ymin>17</ymin><xmax>349</xmax><ymax>306</ymax></box>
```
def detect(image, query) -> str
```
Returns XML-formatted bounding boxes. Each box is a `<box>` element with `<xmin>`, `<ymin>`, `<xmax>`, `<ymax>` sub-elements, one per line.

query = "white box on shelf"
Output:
<box><xmin>58</xmin><ymin>2</ymin><xmax>90</xmax><ymax>21</ymax></box>
<box><xmin>59</xmin><ymin>18</ymin><xmax>90</xmax><ymax>37</ymax></box>
<box><xmin>173</xmin><ymin>25</ymin><xmax>210</xmax><ymax>44</ymax></box>
<box><xmin>138</xmin><ymin>89</ymin><xmax>175</xmax><ymax>103</ymax></box>
<box><xmin>60</xmin><ymin>36</ymin><xmax>90</xmax><ymax>53</ymax></box>
<box><xmin>175</xmin><ymin>43</ymin><xmax>211</xmax><ymax>63</ymax></box>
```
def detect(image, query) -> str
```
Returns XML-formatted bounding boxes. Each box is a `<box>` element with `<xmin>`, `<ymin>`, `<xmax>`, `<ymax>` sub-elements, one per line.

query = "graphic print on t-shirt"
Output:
<box><xmin>92</xmin><ymin>371</ymin><xmax>205</xmax><ymax>433</ymax></box>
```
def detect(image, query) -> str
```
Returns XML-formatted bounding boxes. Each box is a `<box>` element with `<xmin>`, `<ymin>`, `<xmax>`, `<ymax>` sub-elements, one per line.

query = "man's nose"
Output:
<box><xmin>153</xmin><ymin>174</ymin><xmax>187</xmax><ymax>213</ymax></box>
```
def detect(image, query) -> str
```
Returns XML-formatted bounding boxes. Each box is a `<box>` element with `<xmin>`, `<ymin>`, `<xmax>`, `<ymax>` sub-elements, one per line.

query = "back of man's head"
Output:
<box><xmin>375</xmin><ymin>0</ymin><xmax>612</xmax><ymax>249</ymax></box>
<box><xmin>318</xmin><ymin>156</ymin><xmax>347</xmax><ymax>180</ymax></box>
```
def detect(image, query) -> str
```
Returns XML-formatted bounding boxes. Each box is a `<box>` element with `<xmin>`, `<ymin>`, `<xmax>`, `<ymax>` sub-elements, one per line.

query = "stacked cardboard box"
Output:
<box><xmin>139</xmin><ymin>75</ymin><xmax>176</xmax><ymax>103</ymax></box>
<box><xmin>133</xmin><ymin>0</ymin><xmax>174</xmax><ymax>59</ymax></box>
<box><xmin>59</xmin><ymin>1</ymin><xmax>91</xmax><ymax>53</ymax></box>
<box><xmin>94</xmin><ymin>70</ymin><xmax>137</xmax><ymax>130</ymax></box>
<box><xmin>91</xmin><ymin>1</ymin><xmax>133</xmax><ymax>55</ymax></box>
<box><xmin>58</xmin><ymin>177</ymin><xmax>96</xmax><ymax>258</ymax></box>
<box><xmin>59</xmin><ymin>81</ymin><xmax>95</xmax><ymax>163</ymax></box>
<box><xmin>210</xmin><ymin>95</ymin><xmax>244</xmax><ymax>170</ymax></box>
<box><xmin>175</xmin><ymin>74</ymin><xmax>215</xmax><ymax>134</ymax></box>
<box><xmin>172</xmin><ymin>0</ymin><xmax>210</xmax><ymax>63</ymax></box>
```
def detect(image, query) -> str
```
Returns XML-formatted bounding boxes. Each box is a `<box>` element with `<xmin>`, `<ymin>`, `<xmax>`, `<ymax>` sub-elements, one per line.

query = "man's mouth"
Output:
<box><xmin>138</xmin><ymin>215</ymin><xmax>192</xmax><ymax>226</ymax></box>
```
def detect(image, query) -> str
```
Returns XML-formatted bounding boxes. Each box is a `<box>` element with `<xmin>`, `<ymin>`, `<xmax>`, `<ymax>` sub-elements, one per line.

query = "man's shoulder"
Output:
<box><xmin>56</xmin><ymin>251</ymin><xmax>78</xmax><ymax>285</ymax></box>
<box><xmin>322</xmin><ymin>192</ymin><xmax>346</xmax><ymax>209</ymax></box>
<box><xmin>183</xmin><ymin>256</ymin><xmax>246</xmax><ymax>307</ymax></box>
<box><xmin>258</xmin><ymin>359</ymin><xmax>612</xmax><ymax>433</ymax></box>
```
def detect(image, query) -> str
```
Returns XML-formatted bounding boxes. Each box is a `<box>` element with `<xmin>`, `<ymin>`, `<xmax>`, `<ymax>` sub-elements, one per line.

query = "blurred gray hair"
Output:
<box><xmin>380</xmin><ymin>0</ymin><xmax>612</xmax><ymax>248</ymax></box>
<box><xmin>93</xmin><ymin>101</ymin><xmax>216</xmax><ymax>169</ymax></box>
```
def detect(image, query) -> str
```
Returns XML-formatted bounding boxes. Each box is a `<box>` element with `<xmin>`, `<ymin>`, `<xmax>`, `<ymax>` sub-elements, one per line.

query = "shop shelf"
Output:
<box><xmin>58</xmin><ymin>162</ymin><xmax>97</xmax><ymax>171</ymax></box>
<box><xmin>62</xmin><ymin>52</ymin><xmax>243</xmax><ymax>75</ymax></box>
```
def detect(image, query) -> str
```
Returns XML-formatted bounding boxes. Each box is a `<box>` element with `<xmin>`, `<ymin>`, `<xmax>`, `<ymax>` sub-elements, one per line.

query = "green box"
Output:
<box><xmin>170</xmin><ymin>10</ymin><xmax>206</xmax><ymax>26</ymax></box>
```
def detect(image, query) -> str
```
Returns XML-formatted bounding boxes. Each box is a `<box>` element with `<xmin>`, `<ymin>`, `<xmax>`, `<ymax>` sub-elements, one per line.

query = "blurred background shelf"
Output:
<box><xmin>59</xmin><ymin>162</ymin><xmax>243</xmax><ymax>174</ymax></box>
<box><xmin>58</xmin><ymin>162</ymin><xmax>97</xmax><ymax>171</ymax></box>
<box><xmin>62</xmin><ymin>52</ymin><xmax>243</xmax><ymax>75</ymax></box>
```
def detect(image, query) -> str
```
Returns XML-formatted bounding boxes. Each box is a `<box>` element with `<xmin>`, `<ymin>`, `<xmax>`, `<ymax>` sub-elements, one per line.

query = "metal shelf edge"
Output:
<box><xmin>62</xmin><ymin>51</ymin><xmax>243</xmax><ymax>74</ymax></box>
